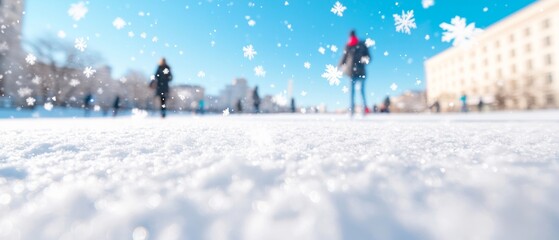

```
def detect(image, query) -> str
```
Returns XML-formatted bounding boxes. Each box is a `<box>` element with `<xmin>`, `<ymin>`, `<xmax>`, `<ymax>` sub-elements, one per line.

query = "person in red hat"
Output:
<box><xmin>339</xmin><ymin>30</ymin><xmax>371</xmax><ymax>116</ymax></box>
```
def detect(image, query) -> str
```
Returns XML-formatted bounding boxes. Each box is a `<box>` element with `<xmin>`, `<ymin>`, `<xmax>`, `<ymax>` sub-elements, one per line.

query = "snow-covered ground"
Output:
<box><xmin>1</xmin><ymin>112</ymin><xmax>558</xmax><ymax>240</ymax></box>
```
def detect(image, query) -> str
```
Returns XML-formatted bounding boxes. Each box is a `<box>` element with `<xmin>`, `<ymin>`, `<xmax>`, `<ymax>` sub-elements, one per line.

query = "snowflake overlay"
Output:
<box><xmin>393</xmin><ymin>10</ymin><xmax>417</xmax><ymax>35</ymax></box>
<box><xmin>243</xmin><ymin>44</ymin><xmax>257</xmax><ymax>60</ymax></box>
<box><xmin>331</xmin><ymin>1</ymin><xmax>347</xmax><ymax>17</ymax></box>
<box><xmin>68</xmin><ymin>2</ymin><xmax>88</xmax><ymax>21</ymax></box>
<box><xmin>440</xmin><ymin>16</ymin><xmax>483</xmax><ymax>46</ymax></box>
<box><xmin>254</xmin><ymin>66</ymin><xmax>266</xmax><ymax>77</ymax></box>
<box><xmin>321</xmin><ymin>65</ymin><xmax>343</xmax><ymax>86</ymax></box>
<box><xmin>83</xmin><ymin>67</ymin><xmax>96</xmax><ymax>78</ymax></box>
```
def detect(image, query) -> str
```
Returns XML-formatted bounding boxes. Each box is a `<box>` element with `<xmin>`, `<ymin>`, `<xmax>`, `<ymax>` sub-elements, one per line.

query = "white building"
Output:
<box><xmin>425</xmin><ymin>0</ymin><xmax>559</xmax><ymax>111</ymax></box>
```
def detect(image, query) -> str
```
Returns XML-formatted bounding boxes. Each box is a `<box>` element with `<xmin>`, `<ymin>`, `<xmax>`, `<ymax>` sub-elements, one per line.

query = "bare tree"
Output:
<box><xmin>25</xmin><ymin>35</ymin><xmax>103</xmax><ymax>105</ymax></box>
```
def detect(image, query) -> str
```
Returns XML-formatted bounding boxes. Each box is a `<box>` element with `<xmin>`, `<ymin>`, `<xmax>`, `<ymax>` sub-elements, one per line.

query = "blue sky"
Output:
<box><xmin>22</xmin><ymin>0</ymin><xmax>536</xmax><ymax>109</ymax></box>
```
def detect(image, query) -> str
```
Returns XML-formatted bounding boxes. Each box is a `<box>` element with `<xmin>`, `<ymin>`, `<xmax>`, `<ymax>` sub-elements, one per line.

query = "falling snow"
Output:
<box><xmin>74</xmin><ymin>37</ymin><xmax>87</xmax><ymax>52</ymax></box>
<box><xmin>83</xmin><ymin>66</ymin><xmax>96</xmax><ymax>78</ymax></box>
<box><xmin>440</xmin><ymin>16</ymin><xmax>484</xmax><ymax>46</ymax></box>
<box><xmin>330</xmin><ymin>1</ymin><xmax>347</xmax><ymax>17</ymax></box>
<box><xmin>242</xmin><ymin>44</ymin><xmax>257</xmax><ymax>60</ymax></box>
<box><xmin>393</xmin><ymin>10</ymin><xmax>417</xmax><ymax>35</ymax></box>
<box><xmin>321</xmin><ymin>64</ymin><xmax>343</xmax><ymax>86</ymax></box>
<box><xmin>68</xmin><ymin>2</ymin><xmax>88</xmax><ymax>21</ymax></box>
<box><xmin>254</xmin><ymin>65</ymin><xmax>266</xmax><ymax>77</ymax></box>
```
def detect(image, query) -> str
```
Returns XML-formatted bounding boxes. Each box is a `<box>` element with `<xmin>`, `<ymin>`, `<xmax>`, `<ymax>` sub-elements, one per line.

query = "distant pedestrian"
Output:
<box><xmin>198</xmin><ymin>99</ymin><xmax>205</xmax><ymax>115</ymax></box>
<box><xmin>291</xmin><ymin>98</ymin><xmax>296</xmax><ymax>113</ymax></box>
<box><xmin>236</xmin><ymin>99</ymin><xmax>243</xmax><ymax>113</ymax></box>
<box><xmin>112</xmin><ymin>96</ymin><xmax>121</xmax><ymax>117</ymax></box>
<box><xmin>339</xmin><ymin>30</ymin><xmax>371</xmax><ymax>116</ymax></box>
<box><xmin>460</xmin><ymin>94</ymin><xmax>468</xmax><ymax>112</ymax></box>
<box><xmin>154</xmin><ymin>58</ymin><xmax>173</xmax><ymax>118</ymax></box>
<box><xmin>381</xmin><ymin>96</ymin><xmax>391</xmax><ymax>113</ymax></box>
<box><xmin>478</xmin><ymin>98</ymin><xmax>484</xmax><ymax>112</ymax></box>
<box><xmin>430</xmin><ymin>100</ymin><xmax>441</xmax><ymax>113</ymax></box>
<box><xmin>252</xmin><ymin>86</ymin><xmax>261</xmax><ymax>113</ymax></box>
<box><xmin>84</xmin><ymin>93</ymin><xmax>93</xmax><ymax>117</ymax></box>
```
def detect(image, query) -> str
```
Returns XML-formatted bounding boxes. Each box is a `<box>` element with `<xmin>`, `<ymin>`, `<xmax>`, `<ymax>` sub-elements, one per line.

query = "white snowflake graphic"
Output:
<box><xmin>393</xmin><ymin>10</ymin><xmax>417</xmax><ymax>35</ymax></box>
<box><xmin>301</xmin><ymin>91</ymin><xmax>307</xmax><ymax>97</ymax></box>
<box><xmin>390</xmin><ymin>83</ymin><xmax>398</xmax><ymax>91</ymax></box>
<box><xmin>440</xmin><ymin>16</ymin><xmax>483</xmax><ymax>46</ymax></box>
<box><xmin>331</xmin><ymin>1</ymin><xmax>347</xmax><ymax>17</ymax></box>
<box><xmin>243</xmin><ymin>44</ymin><xmax>257</xmax><ymax>60</ymax></box>
<box><xmin>74</xmin><ymin>37</ymin><xmax>87</xmax><ymax>52</ymax></box>
<box><xmin>248</xmin><ymin>19</ymin><xmax>256</xmax><ymax>27</ymax></box>
<box><xmin>330</xmin><ymin>45</ymin><xmax>338</xmax><ymax>53</ymax></box>
<box><xmin>197</xmin><ymin>71</ymin><xmax>206</xmax><ymax>78</ymax></box>
<box><xmin>422</xmin><ymin>0</ymin><xmax>435</xmax><ymax>9</ymax></box>
<box><xmin>163</xmin><ymin>68</ymin><xmax>170</xmax><ymax>75</ymax></box>
<box><xmin>17</xmin><ymin>87</ymin><xmax>32</xmax><ymax>97</ymax></box>
<box><xmin>365</xmin><ymin>38</ymin><xmax>376</xmax><ymax>48</ymax></box>
<box><xmin>83</xmin><ymin>67</ymin><xmax>96</xmax><ymax>78</ymax></box>
<box><xmin>0</xmin><ymin>41</ymin><xmax>9</xmax><ymax>53</ymax></box>
<box><xmin>26</xmin><ymin>97</ymin><xmax>36</xmax><ymax>106</ymax></box>
<box><xmin>318</xmin><ymin>47</ymin><xmax>326</xmax><ymax>55</ymax></box>
<box><xmin>44</xmin><ymin>102</ymin><xmax>54</xmax><ymax>111</ymax></box>
<box><xmin>342</xmin><ymin>86</ymin><xmax>349</xmax><ymax>94</ymax></box>
<box><xmin>69</xmin><ymin>79</ymin><xmax>80</xmax><ymax>87</ymax></box>
<box><xmin>254</xmin><ymin>66</ymin><xmax>266</xmax><ymax>77</ymax></box>
<box><xmin>68</xmin><ymin>2</ymin><xmax>88</xmax><ymax>21</ymax></box>
<box><xmin>25</xmin><ymin>54</ymin><xmax>37</xmax><ymax>65</ymax></box>
<box><xmin>321</xmin><ymin>64</ymin><xmax>343</xmax><ymax>86</ymax></box>
<box><xmin>113</xmin><ymin>17</ymin><xmax>127</xmax><ymax>30</ymax></box>
<box><xmin>304</xmin><ymin>62</ymin><xmax>311</xmax><ymax>69</ymax></box>
<box><xmin>223</xmin><ymin>108</ymin><xmax>230</xmax><ymax>116</ymax></box>
<box><xmin>32</xmin><ymin>76</ymin><xmax>41</xmax><ymax>85</ymax></box>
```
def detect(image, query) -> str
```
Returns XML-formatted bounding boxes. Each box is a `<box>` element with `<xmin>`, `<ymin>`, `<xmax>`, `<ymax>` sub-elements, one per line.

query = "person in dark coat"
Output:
<box><xmin>339</xmin><ymin>30</ymin><xmax>371</xmax><ymax>116</ymax></box>
<box><xmin>154</xmin><ymin>58</ymin><xmax>173</xmax><ymax>118</ymax></box>
<box><xmin>381</xmin><ymin>96</ymin><xmax>391</xmax><ymax>113</ymax></box>
<box><xmin>83</xmin><ymin>93</ymin><xmax>93</xmax><ymax>117</ymax></box>
<box><xmin>252</xmin><ymin>86</ymin><xmax>261</xmax><ymax>114</ymax></box>
<box><xmin>291</xmin><ymin>98</ymin><xmax>296</xmax><ymax>113</ymax></box>
<box><xmin>236</xmin><ymin>99</ymin><xmax>243</xmax><ymax>113</ymax></box>
<box><xmin>112</xmin><ymin>96</ymin><xmax>121</xmax><ymax>117</ymax></box>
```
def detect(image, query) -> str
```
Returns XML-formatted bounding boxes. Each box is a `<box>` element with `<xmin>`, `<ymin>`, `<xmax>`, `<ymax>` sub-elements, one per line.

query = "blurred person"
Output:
<box><xmin>154</xmin><ymin>58</ymin><xmax>173</xmax><ymax>118</ymax></box>
<box><xmin>83</xmin><ymin>93</ymin><xmax>93</xmax><ymax>117</ymax></box>
<box><xmin>252</xmin><ymin>86</ymin><xmax>261</xmax><ymax>114</ymax></box>
<box><xmin>430</xmin><ymin>100</ymin><xmax>441</xmax><ymax>113</ymax></box>
<box><xmin>236</xmin><ymin>99</ymin><xmax>243</xmax><ymax>113</ymax></box>
<box><xmin>478</xmin><ymin>98</ymin><xmax>484</xmax><ymax>112</ymax></box>
<box><xmin>291</xmin><ymin>98</ymin><xmax>296</xmax><ymax>113</ymax></box>
<box><xmin>112</xmin><ymin>96</ymin><xmax>121</xmax><ymax>117</ymax></box>
<box><xmin>460</xmin><ymin>94</ymin><xmax>468</xmax><ymax>113</ymax></box>
<box><xmin>381</xmin><ymin>96</ymin><xmax>391</xmax><ymax>113</ymax></box>
<box><xmin>339</xmin><ymin>30</ymin><xmax>371</xmax><ymax>117</ymax></box>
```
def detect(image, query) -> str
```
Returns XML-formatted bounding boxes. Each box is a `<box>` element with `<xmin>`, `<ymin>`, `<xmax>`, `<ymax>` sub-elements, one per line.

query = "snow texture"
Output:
<box><xmin>1</xmin><ymin>112</ymin><xmax>559</xmax><ymax>240</ymax></box>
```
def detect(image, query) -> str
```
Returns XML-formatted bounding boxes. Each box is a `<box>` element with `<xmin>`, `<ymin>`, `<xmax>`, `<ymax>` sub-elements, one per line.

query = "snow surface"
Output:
<box><xmin>1</xmin><ymin>112</ymin><xmax>559</xmax><ymax>240</ymax></box>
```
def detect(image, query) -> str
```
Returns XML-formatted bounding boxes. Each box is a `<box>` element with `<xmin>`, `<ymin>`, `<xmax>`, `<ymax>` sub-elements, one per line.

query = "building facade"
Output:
<box><xmin>425</xmin><ymin>0</ymin><xmax>559</xmax><ymax>111</ymax></box>
<box><xmin>0</xmin><ymin>0</ymin><xmax>24</xmax><ymax>101</ymax></box>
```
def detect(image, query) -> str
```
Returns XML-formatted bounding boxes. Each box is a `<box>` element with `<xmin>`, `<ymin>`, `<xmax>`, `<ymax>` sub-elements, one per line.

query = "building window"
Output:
<box><xmin>548</xmin><ymin>73</ymin><xmax>554</xmax><ymax>84</ymax></box>
<box><xmin>543</xmin><ymin>19</ymin><xmax>551</xmax><ymax>29</ymax></box>
<box><xmin>526</xmin><ymin>44</ymin><xmax>532</xmax><ymax>53</ymax></box>
<box><xmin>497</xmin><ymin>54</ymin><xmax>502</xmax><ymax>62</ymax></box>
<box><xmin>511</xmin><ymin>49</ymin><xmax>516</xmax><ymax>57</ymax></box>
<box><xmin>544</xmin><ymin>36</ymin><xmax>552</xmax><ymax>47</ymax></box>
<box><xmin>495</xmin><ymin>40</ymin><xmax>500</xmax><ymax>48</ymax></box>
<box><xmin>546</xmin><ymin>54</ymin><xmax>553</xmax><ymax>65</ymax></box>
<box><xmin>511</xmin><ymin>65</ymin><xmax>517</xmax><ymax>73</ymax></box>
<box><xmin>525</xmin><ymin>27</ymin><xmax>531</xmax><ymax>36</ymax></box>
<box><xmin>526</xmin><ymin>76</ymin><xmax>535</xmax><ymax>86</ymax></box>
<box><xmin>547</xmin><ymin>95</ymin><xmax>555</xmax><ymax>106</ymax></box>
<box><xmin>509</xmin><ymin>34</ymin><xmax>515</xmax><ymax>43</ymax></box>
<box><xmin>526</xmin><ymin>60</ymin><xmax>533</xmax><ymax>70</ymax></box>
